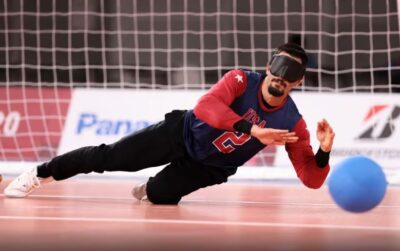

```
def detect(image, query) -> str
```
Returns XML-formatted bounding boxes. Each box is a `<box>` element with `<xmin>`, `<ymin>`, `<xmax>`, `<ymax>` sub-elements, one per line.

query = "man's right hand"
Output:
<box><xmin>250</xmin><ymin>125</ymin><xmax>298</xmax><ymax>145</ymax></box>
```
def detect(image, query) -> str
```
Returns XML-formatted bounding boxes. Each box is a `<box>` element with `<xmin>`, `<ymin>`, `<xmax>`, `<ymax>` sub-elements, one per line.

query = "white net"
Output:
<box><xmin>1</xmin><ymin>0</ymin><xmax>400</xmax><ymax>163</ymax></box>
<box><xmin>2</xmin><ymin>0</ymin><xmax>400</xmax><ymax>90</ymax></box>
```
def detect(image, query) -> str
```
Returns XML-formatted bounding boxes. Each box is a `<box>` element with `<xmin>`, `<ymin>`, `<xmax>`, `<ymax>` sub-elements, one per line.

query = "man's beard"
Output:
<box><xmin>268</xmin><ymin>85</ymin><xmax>284</xmax><ymax>97</ymax></box>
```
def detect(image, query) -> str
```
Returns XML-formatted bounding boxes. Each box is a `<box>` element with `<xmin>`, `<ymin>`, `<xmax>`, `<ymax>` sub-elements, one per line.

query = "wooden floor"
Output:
<box><xmin>0</xmin><ymin>177</ymin><xmax>399</xmax><ymax>251</ymax></box>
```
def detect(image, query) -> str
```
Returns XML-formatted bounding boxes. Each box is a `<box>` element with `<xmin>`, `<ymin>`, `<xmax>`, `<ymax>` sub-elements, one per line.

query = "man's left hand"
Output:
<box><xmin>316</xmin><ymin>119</ymin><xmax>335</xmax><ymax>152</ymax></box>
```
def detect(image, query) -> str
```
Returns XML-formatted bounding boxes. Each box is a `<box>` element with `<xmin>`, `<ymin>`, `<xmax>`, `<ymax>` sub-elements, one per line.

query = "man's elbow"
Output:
<box><xmin>303</xmin><ymin>180</ymin><xmax>325</xmax><ymax>189</ymax></box>
<box><xmin>298</xmin><ymin>165</ymin><xmax>330</xmax><ymax>189</ymax></box>
<box><xmin>301</xmin><ymin>176</ymin><xmax>327</xmax><ymax>189</ymax></box>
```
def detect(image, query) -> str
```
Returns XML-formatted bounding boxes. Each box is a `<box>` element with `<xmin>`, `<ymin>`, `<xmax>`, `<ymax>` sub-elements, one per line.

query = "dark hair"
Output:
<box><xmin>273</xmin><ymin>43</ymin><xmax>308</xmax><ymax>67</ymax></box>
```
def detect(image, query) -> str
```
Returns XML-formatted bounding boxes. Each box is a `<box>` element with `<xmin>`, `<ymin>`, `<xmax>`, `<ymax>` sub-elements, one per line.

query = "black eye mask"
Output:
<box><xmin>268</xmin><ymin>55</ymin><xmax>306</xmax><ymax>82</ymax></box>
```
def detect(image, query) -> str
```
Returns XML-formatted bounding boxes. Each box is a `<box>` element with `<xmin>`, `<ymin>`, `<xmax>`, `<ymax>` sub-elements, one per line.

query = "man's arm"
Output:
<box><xmin>193</xmin><ymin>69</ymin><xmax>248</xmax><ymax>131</ymax></box>
<box><xmin>285</xmin><ymin>118</ymin><xmax>335</xmax><ymax>189</ymax></box>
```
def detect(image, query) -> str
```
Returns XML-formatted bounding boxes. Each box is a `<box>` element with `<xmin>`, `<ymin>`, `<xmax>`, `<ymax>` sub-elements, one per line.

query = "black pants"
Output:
<box><xmin>38</xmin><ymin>110</ymin><xmax>231</xmax><ymax>204</ymax></box>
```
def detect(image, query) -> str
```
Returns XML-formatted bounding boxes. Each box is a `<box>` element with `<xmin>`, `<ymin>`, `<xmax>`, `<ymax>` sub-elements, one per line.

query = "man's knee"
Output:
<box><xmin>146</xmin><ymin>181</ymin><xmax>182</xmax><ymax>205</ymax></box>
<box><xmin>88</xmin><ymin>144</ymin><xmax>113</xmax><ymax>173</ymax></box>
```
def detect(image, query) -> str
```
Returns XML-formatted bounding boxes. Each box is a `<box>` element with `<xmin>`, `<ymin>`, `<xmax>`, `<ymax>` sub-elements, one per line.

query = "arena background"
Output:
<box><xmin>0</xmin><ymin>0</ymin><xmax>399</xmax><ymax>184</ymax></box>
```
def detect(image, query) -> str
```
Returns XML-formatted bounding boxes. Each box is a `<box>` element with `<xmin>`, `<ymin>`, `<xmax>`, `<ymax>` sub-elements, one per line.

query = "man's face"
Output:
<box><xmin>265</xmin><ymin>52</ymin><xmax>304</xmax><ymax>97</ymax></box>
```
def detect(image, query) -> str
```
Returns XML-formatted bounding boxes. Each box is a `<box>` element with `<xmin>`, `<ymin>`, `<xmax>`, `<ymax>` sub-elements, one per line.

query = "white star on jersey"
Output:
<box><xmin>235</xmin><ymin>74</ymin><xmax>243</xmax><ymax>83</ymax></box>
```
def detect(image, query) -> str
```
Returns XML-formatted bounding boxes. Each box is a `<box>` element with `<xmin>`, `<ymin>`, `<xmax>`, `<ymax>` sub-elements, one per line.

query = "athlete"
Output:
<box><xmin>4</xmin><ymin>43</ymin><xmax>335</xmax><ymax>204</ymax></box>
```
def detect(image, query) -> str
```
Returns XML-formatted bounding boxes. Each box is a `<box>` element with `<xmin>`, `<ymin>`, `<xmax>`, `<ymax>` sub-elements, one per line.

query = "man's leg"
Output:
<box><xmin>4</xmin><ymin>110</ymin><xmax>186</xmax><ymax>198</ymax></box>
<box><xmin>39</xmin><ymin>110</ymin><xmax>187</xmax><ymax>181</ymax></box>
<box><xmin>144</xmin><ymin>158</ymin><xmax>234</xmax><ymax>204</ymax></box>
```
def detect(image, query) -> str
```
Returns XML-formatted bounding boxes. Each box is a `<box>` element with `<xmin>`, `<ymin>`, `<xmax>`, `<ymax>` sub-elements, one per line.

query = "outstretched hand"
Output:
<box><xmin>251</xmin><ymin>125</ymin><xmax>298</xmax><ymax>145</ymax></box>
<box><xmin>317</xmin><ymin>119</ymin><xmax>335</xmax><ymax>152</ymax></box>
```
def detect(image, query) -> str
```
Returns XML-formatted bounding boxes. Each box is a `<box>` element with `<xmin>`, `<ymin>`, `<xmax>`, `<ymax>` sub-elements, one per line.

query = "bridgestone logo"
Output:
<box><xmin>357</xmin><ymin>105</ymin><xmax>400</xmax><ymax>140</ymax></box>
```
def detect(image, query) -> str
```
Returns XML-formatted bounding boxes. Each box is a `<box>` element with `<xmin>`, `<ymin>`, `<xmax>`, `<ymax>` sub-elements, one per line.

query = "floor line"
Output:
<box><xmin>1</xmin><ymin>194</ymin><xmax>399</xmax><ymax>208</ymax></box>
<box><xmin>0</xmin><ymin>215</ymin><xmax>399</xmax><ymax>232</ymax></box>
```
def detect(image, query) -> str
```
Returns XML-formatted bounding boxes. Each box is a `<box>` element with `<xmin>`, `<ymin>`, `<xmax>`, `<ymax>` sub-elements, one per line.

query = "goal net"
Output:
<box><xmin>1</xmin><ymin>0</ymin><xmax>399</xmax><ymax>178</ymax></box>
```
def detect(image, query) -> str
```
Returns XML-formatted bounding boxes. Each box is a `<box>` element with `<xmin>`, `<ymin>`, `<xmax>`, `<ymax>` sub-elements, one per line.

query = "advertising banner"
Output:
<box><xmin>0</xmin><ymin>87</ymin><xmax>71</xmax><ymax>161</ymax></box>
<box><xmin>57</xmin><ymin>89</ymin><xmax>203</xmax><ymax>154</ymax></box>
<box><xmin>274</xmin><ymin>92</ymin><xmax>400</xmax><ymax>183</ymax></box>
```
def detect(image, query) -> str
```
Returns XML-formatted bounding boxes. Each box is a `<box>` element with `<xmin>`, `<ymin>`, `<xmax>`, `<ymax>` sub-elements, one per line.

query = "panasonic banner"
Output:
<box><xmin>58</xmin><ymin>89</ymin><xmax>203</xmax><ymax>154</ymax></box>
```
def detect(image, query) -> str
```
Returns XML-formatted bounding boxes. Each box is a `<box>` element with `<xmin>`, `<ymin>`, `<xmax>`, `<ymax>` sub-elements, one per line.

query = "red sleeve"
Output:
<box><xmin>285</xmin><ymin>117</ymin><xmax>330</xmax><ymax>189</ymax></box>
<box><xmin>193</xmin><ymin>69</ymin><xmax>248</xmax><ymax>131</ymax></box>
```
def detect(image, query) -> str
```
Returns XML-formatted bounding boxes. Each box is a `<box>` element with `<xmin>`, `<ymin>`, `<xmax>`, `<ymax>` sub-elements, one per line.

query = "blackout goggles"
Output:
<box><xmin>268</xmin><ymin>55</ymin><xmax>306</xmax><ymax>83</ymax></box>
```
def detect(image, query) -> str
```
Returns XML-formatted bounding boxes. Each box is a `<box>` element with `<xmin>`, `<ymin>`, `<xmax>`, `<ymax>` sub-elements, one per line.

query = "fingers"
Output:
<box><xmin>254</xmin><ymin>128</ymin><xmax>299</xmax><ymax>145</ymax></box>
<box><xmin>269</xmin><ymin>137</ymin><xmax>298</xmax><ymax>146</ymax></box>
<box><xmin>283</xmin><ymin>136</ymin><xmax>299</xmax><ymax>143</ymax></box>
<box><xmin>284</xmin><ymin>132</ymin><xmax>297</xmax><ymax>137</ymax></box>
<box><xmin>270</xmin><ymin>133</ymin><xmax>299</xmax><ymax>145</ymax></box>
<box><xmin>317</xmin><ymin>119</ymin><xmax>335</xmax><ymax>152</ymax></box>
<box><xmin>318</xmin><ymin>118</ymin><xmax>329</xmax><ymax>126</ymax></box>
<box><xmin>317</xmin><ymin>119</ymin><xmax>327</xmax><ymax>130</ymax></box>
<box><xmin>274</xmin><ymin>141</ymin><xmax>286</xmax><ymax>145</ymax></box>
<box><xmin>280</xmin><ymin>131</ymin><xmax>298</xmax><ymax>141</ymax></box>
<box><xmin>272</xmin><ymin>129</ymin><xmax>290</xmax><ymax>134</ymax></box>
<box><xmin>318</xmin><ymin>119</ymin><xmax>334</xmax><ymax>133</ymax></box>
<box><xmin>275</xmin><ymin>132</ymin><xmax>297</xmax><ymax>141</ymax></box>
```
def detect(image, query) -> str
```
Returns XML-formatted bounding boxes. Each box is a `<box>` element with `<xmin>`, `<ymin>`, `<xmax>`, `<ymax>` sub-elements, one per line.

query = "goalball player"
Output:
<box><xmin>4</xmin><ymin>43</ymin><xmax>335</xmax><ymax>204</ymax></box>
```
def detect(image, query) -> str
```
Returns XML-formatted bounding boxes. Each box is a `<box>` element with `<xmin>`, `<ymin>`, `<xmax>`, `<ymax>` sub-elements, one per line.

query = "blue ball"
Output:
<box><xmin>328</xmin><ymin>155</ymin><xmax>387</xmax><ymax>213</ymax></box>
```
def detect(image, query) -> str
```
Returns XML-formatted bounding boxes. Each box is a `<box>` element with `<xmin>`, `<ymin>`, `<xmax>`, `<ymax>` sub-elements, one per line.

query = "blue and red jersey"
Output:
<box><xmin>183</xmin><ymin>69</ymin><xmax>329</xmax><ymax>188</ymax></box>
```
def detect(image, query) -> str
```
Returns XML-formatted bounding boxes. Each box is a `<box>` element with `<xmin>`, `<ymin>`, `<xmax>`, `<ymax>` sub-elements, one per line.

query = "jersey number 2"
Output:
<box><xmin>212</xmin><ymin>132</ymin><xmax>250</xmax><ymax>153</ymax></box>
